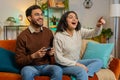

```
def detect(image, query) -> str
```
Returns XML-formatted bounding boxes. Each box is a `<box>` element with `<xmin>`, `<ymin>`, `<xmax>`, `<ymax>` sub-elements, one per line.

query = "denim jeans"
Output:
<box><xmin>21</xmin><ymin>64</ymin><xmax>63</xmax><ymax>80</ymax></box>
<box><xmin>60</xmin><ymin>59</ymin><xmax>103</xmax><ymax>80</ymax></box>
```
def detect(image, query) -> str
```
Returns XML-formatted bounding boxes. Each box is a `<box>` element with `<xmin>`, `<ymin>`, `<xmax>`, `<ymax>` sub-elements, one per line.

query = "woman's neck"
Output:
<box><xmin>66</xmin><ymin>29</ymin><xmax>74</xmax><ymax>36</ymax></box>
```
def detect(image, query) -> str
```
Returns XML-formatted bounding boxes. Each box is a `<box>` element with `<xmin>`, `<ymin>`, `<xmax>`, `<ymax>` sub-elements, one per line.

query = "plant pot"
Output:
<box><xmin>5</xmin><ymin>21</ymin><xmax>15</xmax><ymax>26</ymax></box>
<box><xmin>53</xmin><ymin>22</ymin><xmax>56</xmax><ymax>25</ymax></box>
<box><xmin>100</xmin><ymin>35</ymin><xmax>107</xmax><ymax>43</ymax></box>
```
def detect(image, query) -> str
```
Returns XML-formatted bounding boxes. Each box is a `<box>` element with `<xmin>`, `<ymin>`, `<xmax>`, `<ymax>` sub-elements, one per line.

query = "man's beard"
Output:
<box><xmin>31</xmin><ymin>19</ymin><xmax>43</xmax><ymax>28</ymax></box>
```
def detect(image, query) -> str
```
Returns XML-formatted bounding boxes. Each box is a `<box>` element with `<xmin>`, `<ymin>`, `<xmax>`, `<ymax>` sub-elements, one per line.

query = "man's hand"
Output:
<box><xmin>48</xmin><ymin>47</ymin><xmax>55</xmax><ymax>56</ymax></box>
<box><xmin>96</xmin><ymin>17</ymin><xmax>106</xmax><ymax>27</ymax></box>
<box><xmin>31</xmin><ymin>47</ymin><xmax>46</xmax><ymax>59</ymax></box>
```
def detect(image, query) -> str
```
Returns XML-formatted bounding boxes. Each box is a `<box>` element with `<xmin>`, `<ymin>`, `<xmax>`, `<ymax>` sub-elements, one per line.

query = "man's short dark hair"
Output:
<box><xmin>25</xmin><ymin>5</ymin><xmax>41</xmax><ymax>17</ymax></box>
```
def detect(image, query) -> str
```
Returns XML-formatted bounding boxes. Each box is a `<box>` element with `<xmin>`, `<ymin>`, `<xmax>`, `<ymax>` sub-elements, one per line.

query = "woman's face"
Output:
<box><xmin>66</xmin><ymin>12</ymin><xmax>78</xmax><ymax>30</ymax></box>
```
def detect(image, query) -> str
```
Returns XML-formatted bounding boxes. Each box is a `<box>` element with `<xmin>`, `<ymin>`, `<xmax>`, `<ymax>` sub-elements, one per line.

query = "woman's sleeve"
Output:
<box><xmin>81</xmin><ymin>26</ymin><xmax>103</xmax><ymax>39</ymax></box>
<box><xmin>53</xmin><ymin>37</ymin><xmax>76</xmax><ymax>66</ymax></box>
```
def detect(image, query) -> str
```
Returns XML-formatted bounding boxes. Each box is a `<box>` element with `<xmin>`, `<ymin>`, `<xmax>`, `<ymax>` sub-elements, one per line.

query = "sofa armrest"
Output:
<box><xmin>109</xmin><ymin>58</ymin><xmax>120</xmax><ymax>80</ymax></box>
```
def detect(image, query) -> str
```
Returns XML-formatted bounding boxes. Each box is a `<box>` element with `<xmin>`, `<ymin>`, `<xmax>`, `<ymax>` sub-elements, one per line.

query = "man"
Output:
<box><xmin>15</xmin><ymin>5</ymin><xmax>62</xmax><ymax>80</ymax></box>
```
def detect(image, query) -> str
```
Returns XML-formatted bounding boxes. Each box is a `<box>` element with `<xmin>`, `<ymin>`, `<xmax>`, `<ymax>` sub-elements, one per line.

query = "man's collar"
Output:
<box><xmin>28</xmin><ymin>26</ymin><xmax>43</xmax><ymax>33</ymax></box>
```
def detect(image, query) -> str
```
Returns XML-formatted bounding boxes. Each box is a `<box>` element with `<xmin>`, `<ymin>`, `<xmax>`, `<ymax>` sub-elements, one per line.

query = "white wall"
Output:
<box><xmin>0</xmin><ymin>0</ymin><xmax>35</xmax><ymax>39</ymax></box>
<box><xmin>69</xmin><ymin>0</ymin><xmax>115</xmax><ymax>43</ymax></box>
<box><xmin>0</xmin><ymin>0</ymin><xmax>34</xmax><ymax>23</ymax></box>
<box><xmin>69</xmin><ymin>0</ymin><xmax>111</xmax><ymax>29</ymax></box>
<box><xmin>0</xmin><ymin>0</ymin><xmax>114</xmax><ymax>40</ymax></box>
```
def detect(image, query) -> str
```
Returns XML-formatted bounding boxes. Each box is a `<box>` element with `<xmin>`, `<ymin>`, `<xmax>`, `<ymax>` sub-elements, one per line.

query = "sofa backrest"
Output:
<box><xmin>0</xmin><ymin>39</ymin><xmax>97</xmax><ymax>58</ymax></box>
<box><xmin>0</xmin><ymin>40</ymin><xmax>16</xmax><ymax>52</ymax></box>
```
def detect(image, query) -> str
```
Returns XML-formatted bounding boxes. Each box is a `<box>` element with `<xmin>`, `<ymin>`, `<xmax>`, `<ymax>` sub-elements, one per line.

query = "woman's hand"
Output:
<box><xmin>75</xmin><ymin>63</ymin><xmax>88</xmax><ymax>72</ymax></box>
<box><xmin>96</xmin><ymin>17</ymin><xmax>106</xmax><ymax>27</ymax></box>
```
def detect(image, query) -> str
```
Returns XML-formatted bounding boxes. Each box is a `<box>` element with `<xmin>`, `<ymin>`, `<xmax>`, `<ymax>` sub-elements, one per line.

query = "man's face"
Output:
<box><xmin>29</xmin><ymin>9</ymin><xmax>43</xmax><ymax>28</ymax></box>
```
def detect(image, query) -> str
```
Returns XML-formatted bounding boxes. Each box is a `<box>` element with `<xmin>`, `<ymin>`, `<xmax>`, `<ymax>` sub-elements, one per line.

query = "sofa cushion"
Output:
<box><xmin>35</xmin><ymin>75</ymin><xmax>71</xmax><ymax>80</ymax></box>
<box><xmin>80</xmin><ymin>40</ymin><xmax>98</xmax><ymax>59</ymax></box>
<box><xmin>0</xmin><ymin>72</ymin><xmax>21</xmax><ymax>80</ymax></box>
<box><xmin>0</xmin><ymin>48</ymin><xmax>20</xmax><ymax>73</ymax></box>
<box><xmin>82</xmin><ymin>42</ymin><xmax>114</xmax><ymax>68</ymax></box>
<box><xmin>109</xmin><ymin>58</ymin><xmax>120</xmax><ymax>80</ymax></box>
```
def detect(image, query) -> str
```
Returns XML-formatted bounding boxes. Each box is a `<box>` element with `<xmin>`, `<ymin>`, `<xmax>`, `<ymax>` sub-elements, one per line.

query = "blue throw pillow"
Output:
<box><xmin>82</xmin><ymin>42</ymin><xmax>114</xmax><ymax>68</ymax></box>
<box><xmin>71</xmin><ymin>76</ymin><xmax>76</xmax><ymax>80</ymax></box>
<box><xmin>0</xmin><ymin>48</ymin><xmax>20</xmax><ymax>73</ymax></box>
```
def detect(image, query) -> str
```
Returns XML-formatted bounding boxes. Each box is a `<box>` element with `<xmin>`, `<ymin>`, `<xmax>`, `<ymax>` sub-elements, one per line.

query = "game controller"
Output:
<box><xmin>45</xmin><ymin>47</ymin><xmax>51</xmax><ymax>51</ymax></box>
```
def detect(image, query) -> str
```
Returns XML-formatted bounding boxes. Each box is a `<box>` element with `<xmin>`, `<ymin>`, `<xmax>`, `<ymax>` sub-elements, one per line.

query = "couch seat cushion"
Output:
<box><xmin>35</xmin><ymin>75</ymin><xmax>71</xmax><ymax>80</ymax></box>
<box><xmin>0</xmin><ymin>72</ymin><xmax>21</xmax><ymax>80</ymax></box>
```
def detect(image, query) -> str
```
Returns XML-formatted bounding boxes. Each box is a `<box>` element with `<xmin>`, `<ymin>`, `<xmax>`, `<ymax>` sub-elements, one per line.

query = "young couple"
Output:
<box><xmin>15</xmin><ymin>5</ymin><xmax>105</xmax><ymax>80</ymax></box>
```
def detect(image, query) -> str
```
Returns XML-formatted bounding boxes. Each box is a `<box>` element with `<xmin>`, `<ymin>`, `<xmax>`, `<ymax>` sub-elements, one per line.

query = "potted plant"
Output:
<box><xmin>50</xmin><ymin>15</ymin><xmax>59</xmax><ymax>25</ymax></box>
<box><xmin>6</xmin><ymin>17</ymin><xmax>16</xmax><ymax>25</ymax></box>
<box><xmin>41</xmin><ymin>2</ymin><xmax>47</xmax><ymax>11</ymax></box>
<box><xmin>100</xmin><ymin>28</ymin><xmax>113</xmax><ymax>43</ymax></box>
<box><xmin>63</xmin><ymin>0</ymin><xmax>69</xmax><ymax>10</ymax></box>
<box><xmin>91</xmin><ymin>28</ymin><xmax>113</xmax><ymax>43</ymax></box>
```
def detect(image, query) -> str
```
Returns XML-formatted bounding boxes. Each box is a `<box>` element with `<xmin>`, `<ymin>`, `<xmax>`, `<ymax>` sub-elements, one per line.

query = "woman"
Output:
<box><xmin>53</xmin><ymin>11</ymin><xmax>105</xmax><ymax>80</ymax></box>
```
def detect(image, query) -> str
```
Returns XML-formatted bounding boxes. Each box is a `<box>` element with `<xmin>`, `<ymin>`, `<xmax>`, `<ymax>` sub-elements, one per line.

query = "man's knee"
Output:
<box><xmin>51</xmin><ymin>65</ymin><xmax>63</xmax><ymax>74</ymax></box>
<box><xmin>21</xmin><ymin>66</ymin><xmax>38</xmax><ymax>76</ymax></box>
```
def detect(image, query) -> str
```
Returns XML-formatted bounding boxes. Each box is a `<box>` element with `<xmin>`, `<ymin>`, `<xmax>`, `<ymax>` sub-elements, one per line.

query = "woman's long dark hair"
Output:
<box><xmin>56</xmin><ymin>11</ymin><xmax>81</xmax><ymax>32</ymax></box>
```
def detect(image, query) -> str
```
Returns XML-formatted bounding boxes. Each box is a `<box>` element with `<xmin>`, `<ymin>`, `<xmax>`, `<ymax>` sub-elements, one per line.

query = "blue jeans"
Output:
<box><xmin>21</xmin><ymin>64</ymin><xmax>63</xmax><ymax>80</ymax></box>
<box><xmin>59</xmin><ymin>59</ymin><xmax>103</xmax><ymax>80</ymax></box>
